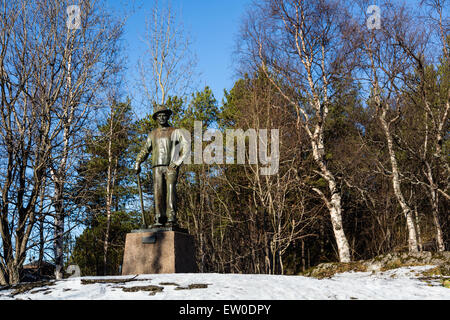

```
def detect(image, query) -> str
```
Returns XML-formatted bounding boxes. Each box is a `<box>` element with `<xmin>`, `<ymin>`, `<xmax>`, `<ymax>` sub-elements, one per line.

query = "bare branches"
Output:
<box><xmin>138</xmin><ymin>0</ymin><xmax>196</xmax><ymax>108</ymax></box>
<box><xmin>0</xmin><ymin>0</ymin><xmax>124</xmax><ymax>285</ymax></box>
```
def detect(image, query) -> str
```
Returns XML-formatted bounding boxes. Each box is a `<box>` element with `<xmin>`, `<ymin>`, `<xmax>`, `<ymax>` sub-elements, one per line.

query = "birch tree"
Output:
<box><xmin>240</xmin><ymin>0</ymin><xmax>352</xmax><ymax>262</ymax></box>
<box><xmin>0</xmin><ymin>0</ymin><xmax>53</xmax><ymax>284</ymax></box>
<box><xmin>347</xmin><ymin>0</ymin><xmax>424</xmax><ymax>252</ymax></box>
<box><xmin>138</xmin><ymin>0</ymin><xmax>196</xmax><ymax>109</ymax></box>
<box><xmin>389</xmin><ymin>0</ymin><xmax>449</xmax><ymax>251</ymax></box>
<box><xmin>42</xmin><ymin>0</ymin><xmax>124</xmax><ymax>279</ymax></box>
<box><xmin>225</xmin><ymin>72</ymin><xmax>317</xmax><ymax>274</ymax></box>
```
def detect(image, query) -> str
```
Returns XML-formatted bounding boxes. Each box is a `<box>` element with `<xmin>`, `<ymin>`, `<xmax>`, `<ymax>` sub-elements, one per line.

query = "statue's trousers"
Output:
<box><xmin>153</xmin><ymin>165</ymin><xmax>178</xmax><ymax>223</ymax></box>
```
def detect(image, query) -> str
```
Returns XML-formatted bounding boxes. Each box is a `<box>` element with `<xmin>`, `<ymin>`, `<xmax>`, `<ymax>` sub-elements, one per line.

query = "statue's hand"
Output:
<box><xmin>134</xmin><ymin>163</ymin><xmax>141</xmax><ymax>175</ymax></box>
<box><xmin>169</xmin><ymin>162</ymin><xmax>178</xmax><ymax>170</ymax></box>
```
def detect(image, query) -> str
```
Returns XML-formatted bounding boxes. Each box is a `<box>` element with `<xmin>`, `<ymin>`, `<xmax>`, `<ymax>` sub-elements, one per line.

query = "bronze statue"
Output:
<box><xmin>134</xmin><ymin>105</ymin><xmax>189</xmax><ymax>228</ymax></box>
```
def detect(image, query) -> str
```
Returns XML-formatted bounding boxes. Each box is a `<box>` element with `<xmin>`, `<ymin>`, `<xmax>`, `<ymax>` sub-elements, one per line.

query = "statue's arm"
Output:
<box><xmin>135</xmin><ymin>133</ymin><xmax>152</xmax><ymax>172</ymax></box>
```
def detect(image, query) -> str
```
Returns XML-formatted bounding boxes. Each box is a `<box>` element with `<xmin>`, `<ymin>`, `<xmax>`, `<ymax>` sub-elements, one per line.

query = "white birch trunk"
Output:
<box><xmin>329</xmin><ymin>193</ymin><xmax>351</xmax><ymax>262</ymax></box>
<box><xmin>428</xmin><ymin>184</ymin><xmax>445</xmax><ymax>252</ymax></box>
<box><xmin>53</xmin><ymin>31</ymin><xmax>76</xmax><ymax>280</ymax></box>
<box><xmin>103</xmin><ymin>106</ymin><xmax>119</xmax><ymax>275</ymax></box>
<box><xmin>311</xmin><ymin>138</ymin><xmax>351</xmax><ymax>262</ymax></box>
<box><xmin>255</xmin><ymin>0</ymin><xmax>352</xmax><ymax>263</ymax></box>
<box><xmin>422</xmin><ymin>92</ymin><xmax>447</xmax><ymax>252</ymax></box>
<box><xmin>379</xmin><ymin>108</ymin><xmax>418</xmax><ymax>253</ymax></box>
<box><xmin>54</xmin><ymin>205</ymin><xmax>64</xmax><ymax>280</ymax></box>
<box><xmin>103</xmin><ymin>118</ymin><xmax>114</xmax><ymax>275</ymax></box>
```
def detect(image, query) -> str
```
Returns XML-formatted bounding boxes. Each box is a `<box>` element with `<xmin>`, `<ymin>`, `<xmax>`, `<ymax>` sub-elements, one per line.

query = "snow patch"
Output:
<box><xmin>0</xmin><ymin>265</ymin><xmax>448</xmax><ymax>300</ymax></box>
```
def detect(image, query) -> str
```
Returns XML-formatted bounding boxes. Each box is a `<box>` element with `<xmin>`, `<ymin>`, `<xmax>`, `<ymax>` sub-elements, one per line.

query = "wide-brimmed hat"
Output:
<box><xmin>152</xmin><ymin>104</ymin><xmax>173</xmax><ymax>120</ymax></box>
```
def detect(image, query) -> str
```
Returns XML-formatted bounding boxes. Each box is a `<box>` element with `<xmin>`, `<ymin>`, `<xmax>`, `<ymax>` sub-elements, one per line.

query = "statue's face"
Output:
<box><xmin>157</xmin><ymin>112</ymin><xmax>169</xmax><ymax>126</ymax></box>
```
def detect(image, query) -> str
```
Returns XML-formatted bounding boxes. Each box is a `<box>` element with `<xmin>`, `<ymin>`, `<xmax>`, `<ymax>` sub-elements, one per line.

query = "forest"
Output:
<box><xmin>0</xmin><ymin>0</ymin><xmax>448</xmax><ymax>285</ymax></box>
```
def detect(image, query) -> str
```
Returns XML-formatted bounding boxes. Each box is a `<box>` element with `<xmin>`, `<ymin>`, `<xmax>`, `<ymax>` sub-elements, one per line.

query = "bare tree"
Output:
<box><xmin>347</xmin><ymin>0</ymin><xmax>428</xmax><ymax>253</ymax></box>
<box><xmin>239</xmin><ymin>0</ymin><xmax>352</xmax><ymax>262</ymax></box>
<box><xmin>28</xmin><ymin>0</ymin><xmax>125</xmax><ymax>280</ymax></box>
<box><xmin>138</xmin><ymin>0</ymin><xmax>196</xmax><ymax>108</ymax></box>
<box><xmin>384</xmin><ymin>1</ymin><xmax>450</xmax><ymax>251</ymax></box>
<box><xmin>0</xmin><ymin>0</ymin><xmax>124</xmax><ymax>284</ymax></box>
<box><xmin>0</xmin><ymin>0</ymin><xmax>49</xmax><ymax>285</ymax></box>
<box><xmin>409</xmin><ymin>0</ymin><xmax>449</xmax><ymax>251</ymax></box>
<box><xmin>237</xmin><ymin>73</ymin><xmax>318</xmax><ymax>274</ymax></box>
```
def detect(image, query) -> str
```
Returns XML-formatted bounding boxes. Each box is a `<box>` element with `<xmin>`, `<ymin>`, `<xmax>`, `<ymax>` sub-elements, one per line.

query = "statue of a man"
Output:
<box><xmin>134</xmin><ymin>105</ymin><xmax>189</xmax><ymax>228</ymax></box>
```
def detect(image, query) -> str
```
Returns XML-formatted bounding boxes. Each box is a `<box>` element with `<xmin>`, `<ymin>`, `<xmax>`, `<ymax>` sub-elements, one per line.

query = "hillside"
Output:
<box><xmin>0</xmin><ymin>265</ymin><xmax>448</xmax><ymax>300</ymax></box>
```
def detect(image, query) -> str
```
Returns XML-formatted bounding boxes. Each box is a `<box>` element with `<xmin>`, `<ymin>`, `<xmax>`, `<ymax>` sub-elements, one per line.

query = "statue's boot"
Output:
<box><xmin>151</xmin><ymin>212</ymin><xmax>164</xmax><ymax>228</ymax></box>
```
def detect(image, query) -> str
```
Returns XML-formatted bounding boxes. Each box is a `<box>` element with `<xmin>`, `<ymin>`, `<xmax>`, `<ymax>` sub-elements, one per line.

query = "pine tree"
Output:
<box><xmin>70</xmin><ymin>100</ymin><xmax>140</xmax><ymax>275</ymax></box>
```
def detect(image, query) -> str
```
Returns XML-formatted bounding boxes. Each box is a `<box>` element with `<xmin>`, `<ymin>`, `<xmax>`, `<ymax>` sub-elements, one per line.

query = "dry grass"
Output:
<box><xmin>302</xmin><ymin>261</ymin><xmax>368</xmax><ymax>279</ymax></box>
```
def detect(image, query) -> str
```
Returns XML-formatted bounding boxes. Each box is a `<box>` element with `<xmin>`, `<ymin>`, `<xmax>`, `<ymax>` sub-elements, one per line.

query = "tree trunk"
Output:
<box><xmin>379</xmin><ymin>109</ymin><xmax>418</xmax><ymax>253</ymax></box>
<box><xmin>38</xmin><ymin>217</ymin><xmax>45</xmax><ymax>276</ymax></box>
<box><xmin>0</xmin><ymin>269</ymin><xmax>7</xmax><ymax>286</ymax></box>
<box><xmin>103</xmin><ymin>160</ymin><xmax>117</xmax><ymax>276</ymax></box>
<box><xmin>104</xmin><ymin>139</ymin><xmax>113</xmax><ymax>276</ymax></box>
<box><xmin>329</xmin><ymin>194</ymin><xmax>351</xmax><ymax>262</ymax></box>
<box><xmin>53</xmin><ymin>31</ymin><xmax>76</xmax><ymax>280</ymax></box>
<box><xmin>422</xmin><ymin>160</ymin><xmax>446</xmax><ymax>252</ymax></box>
<box><xmin>6</xmin><ymin>261</ymin><xmax>20</xmax><ymax>285</ymax></box>
<box><xmin>103</xmin><ymin>212</ymin><xmax>111</xmax><ymax>275</ymax></box>
<box><xmin>311</xmin><ymin>139</ymin><xmax>351</xmax><ymax>262</ymax></box>
<box><xmin>414</xmin><ymin>208</ymin><xmax>423</xmax><ymax>252</ymax></box>
<box><xmin>54</xmin><ymin>196</ymin><xmax>64</xmax><ymax>280</ymax></box>
<box><xmin>52</xmin><ymin>154</ymin><xmax>66</xmax><ymax>280</ymax></box>
<box><xmin>103</xmin><ymin>108</ymin><xmax>119</xmax><ymax>276</ymax></box>
<box><xmin>429</xmin><ymin>188</ymin><xmax>445</xmax><ymax>251</ymax></box>
<box><xmin>38</xmin><ymin>184</ymin><xmax>46</xmax><ymax>276</ymax></box>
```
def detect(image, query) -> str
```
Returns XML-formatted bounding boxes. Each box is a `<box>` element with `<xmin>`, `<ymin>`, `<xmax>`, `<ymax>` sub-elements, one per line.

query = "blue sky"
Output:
<box><xmin>107</xmin><ymin>0</ymin><xmax>253</xmax><ymax>116</ymax></box>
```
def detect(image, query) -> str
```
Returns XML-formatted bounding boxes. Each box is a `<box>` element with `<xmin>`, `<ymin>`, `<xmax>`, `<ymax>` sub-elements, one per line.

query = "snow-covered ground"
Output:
<box><xmin>0</xmin><ymin>265</ymin><xmax>448</xmax><ymax>300</ymax></box>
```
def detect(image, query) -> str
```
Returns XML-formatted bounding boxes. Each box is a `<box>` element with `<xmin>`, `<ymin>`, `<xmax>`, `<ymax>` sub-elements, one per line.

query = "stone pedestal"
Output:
<box><xmin>122</xmin><ymin>230</ymin><xmax>197</xmax><ymax>275</ymax></box>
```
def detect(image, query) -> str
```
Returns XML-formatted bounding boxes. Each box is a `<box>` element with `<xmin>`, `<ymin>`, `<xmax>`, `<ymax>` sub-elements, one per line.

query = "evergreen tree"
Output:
<box><xmin>70</xmin><ymin>100</ymin><xmax>140</xmax><ymax>275</ymax></box>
